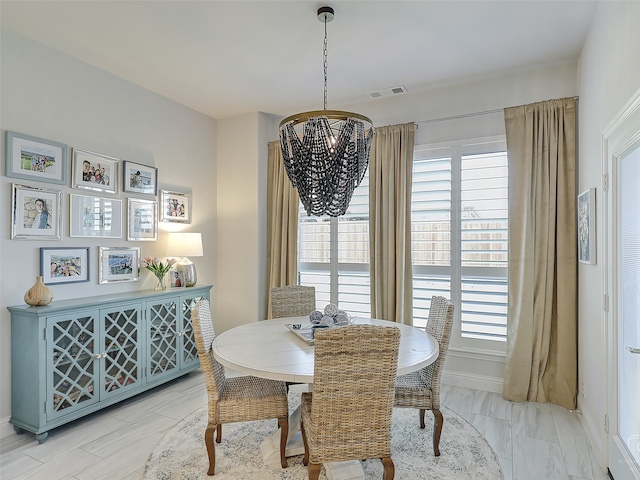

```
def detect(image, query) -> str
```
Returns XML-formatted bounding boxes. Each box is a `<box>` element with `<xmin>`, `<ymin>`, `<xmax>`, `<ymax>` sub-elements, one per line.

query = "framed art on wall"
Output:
<box><xmin>11</xmin><ymin>183</ymin><xmax>62</xmax><ymax>240</ymax></box>
<box><xmin>122</xmin><ymin>161</ymin><xmax>158</xmax><ymax>196</ymax></box>
<box><xmin>41</xmin><ymin>247</ymin><xmax>90</xmax><ymax>285</ymax></box>
<box><xmin>127</xmin><ymin>198</ymin><xmax>158</xmax><ymax>241</ymax></box>
<box><xmin>159</xmin><ymin>190</ymin><xmax>192</xmax><ymax>223</ymax></box>
<box><xmin>98</xmin><ymin>246</ymin><xmax>140</xmax><ymax>284</ymax></box>
<box><xmin>5</xmin><ymin>131</ymin><xmax>68</xmax><ymax>185</ymax></box>
<box><xmin>578</xmin><ymin>187</ymin><xmax>596</xmax><ymax>265</ymax></box>
<box><xmin>69</xmin><ymin>194</ymin><xmax>123</xmax><ymax>238</ymax></box>
<box><xmin>71</xmin><ymin>148</ymin><xmax>118</xmax><ymax>194</ymax></box>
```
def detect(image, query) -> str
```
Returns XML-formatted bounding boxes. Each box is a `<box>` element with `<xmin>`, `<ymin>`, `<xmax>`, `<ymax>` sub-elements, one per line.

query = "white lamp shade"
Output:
<box><xmin>167</xmin><ymin>232</ymin><xmax>203</xmax><ymax>257</ymax></box>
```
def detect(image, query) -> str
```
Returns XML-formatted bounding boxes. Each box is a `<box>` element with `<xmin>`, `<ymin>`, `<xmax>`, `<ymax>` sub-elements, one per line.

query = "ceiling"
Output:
<box><xmin>0</xmin><ymin>0</ymin><xmax>598</xmax><ymax>120</ymax></box>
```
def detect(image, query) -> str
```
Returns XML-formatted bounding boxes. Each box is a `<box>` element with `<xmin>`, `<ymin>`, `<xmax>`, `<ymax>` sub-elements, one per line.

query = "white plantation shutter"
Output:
<box><xmin>411</xmin><ymin>140</ymin><xmax>508</xmax><ymax>344</ymax></box>
<box><xmin>298</xmin><ymin>177</ymin><xmax>371</xmax><ymax>316</ymax></box>
<box><xmin>298</xmin><ymin>136</ymin><xmax>508</xmax><ymax>349</ymax></box>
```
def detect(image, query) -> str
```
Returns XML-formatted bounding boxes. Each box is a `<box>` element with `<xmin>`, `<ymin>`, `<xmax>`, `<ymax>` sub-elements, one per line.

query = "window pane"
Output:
<box><xmin>461</xmin><ymin>276</ymin><xmax>507</xmax><ymax>340</ymax></box>
<box><xmin>461</xmin><ymin>152</ymin><xmax>508</xmax><ymax>268</ymax></box>
<box><xmin>338</xmin><ymin>176</ymin><xmax>369</xmax><ymax>264</ymax></box>
<box><xmin>412</xmin><ymin>274</ymin><xmax>452</xmax><ymax>329</ymax></box>
<box><xmin>299</xmin><ymin>271</ymin><xmax>329</xmax><ymax>309</ymax></box>
<box><xmin>338</xmin><ymin>272</ymin><xmax>371</xmax><ymax>317</ymax></box>
<box><xmin>412</xmin><ymin>157</ymin><xmax>451</xmax><ymax>266</ymax></box>
<box><xmin>299</xmin><ymin>213</ymin><xmax>330</xmax><ymax>264</ymax></box>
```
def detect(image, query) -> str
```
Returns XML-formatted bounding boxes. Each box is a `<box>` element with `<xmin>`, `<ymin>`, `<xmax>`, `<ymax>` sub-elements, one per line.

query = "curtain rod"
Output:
<box><xmin>415</xmin><ymin>97</ymin><xmax>579</xmax><ymax>127</ymax></box>
<box><xmin>415</xmin><ymin>108</ymin><xmax>503</xmax><ymax>126</ymax></box>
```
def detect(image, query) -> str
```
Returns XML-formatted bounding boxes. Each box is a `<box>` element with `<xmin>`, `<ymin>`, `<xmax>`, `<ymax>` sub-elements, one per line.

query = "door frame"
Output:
<box><xmin>603</xmin><ymin>86</ymin><xmax>640</xmax><ymax>480</ymax></box>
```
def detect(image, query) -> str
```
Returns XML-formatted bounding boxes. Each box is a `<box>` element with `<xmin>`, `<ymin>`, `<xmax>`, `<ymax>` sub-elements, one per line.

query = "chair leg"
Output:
<box><xmin>381</xmin><ymin>456</ymin><xmax>395</xmax><ymax>480</ymax></box>
<box><xmin>301</xmin><ymin>420</ymin><xmax>309</xmax><ymax>466</ymax></box>
<box><xmin>278</xmin><ymin>417</ymin><xmax>288</xmax><ymax>468</ymax></box>
<box><xmin>216</xmin><ymin>423</ymin><xmax>222</xmax><ymax>443</ymax></box>
<box><xmin>419</xmin><ymin>409</ymin><xmax>426</xmax><ymax>429</ymax></box>
<box><xmin>432</xmin><ymin>408</ymin><xmax>443</xmax><ymax>456</ymax></box>
<box><xmin>205</xmin><ymin>424</ymin><xmax>216</xmax><ymax>475</ymax></box>
<box><xmin>308</xmin><ymin>463</ymin><xmax>321</xmax><ymax>480</ymax></box>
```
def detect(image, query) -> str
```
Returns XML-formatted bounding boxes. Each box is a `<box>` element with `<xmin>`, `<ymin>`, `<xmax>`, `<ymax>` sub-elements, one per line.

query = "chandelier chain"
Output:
<box><xmin>323</xmin><ymin>16</ymin><xmax>328</xmax><ymax>111</ymax></box>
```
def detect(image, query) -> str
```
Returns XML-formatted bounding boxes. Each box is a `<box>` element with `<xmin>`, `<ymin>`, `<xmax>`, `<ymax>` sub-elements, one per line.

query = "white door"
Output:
<box><xmin>604</xmin><ymin>89</ymin><xmax>640</xmax><ymax>480</ymax></box>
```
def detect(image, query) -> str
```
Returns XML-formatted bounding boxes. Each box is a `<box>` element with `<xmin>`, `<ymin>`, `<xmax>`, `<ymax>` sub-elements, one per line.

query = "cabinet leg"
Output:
<box><xmin>13</xmin><ymin>425</ymin><xmax>24</xmax><ymax>435</ymax></box>
<box><xmin>35</xmin><ymin>432</ymin><xmax>48</xmax><ymax>444</ymax></box>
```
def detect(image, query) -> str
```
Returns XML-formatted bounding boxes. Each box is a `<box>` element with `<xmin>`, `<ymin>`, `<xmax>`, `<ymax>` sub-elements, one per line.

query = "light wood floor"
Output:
<box><xmin>0</xmin><ymin>369</ymin><xmax>611</xmax><ymax>480</ymax></box>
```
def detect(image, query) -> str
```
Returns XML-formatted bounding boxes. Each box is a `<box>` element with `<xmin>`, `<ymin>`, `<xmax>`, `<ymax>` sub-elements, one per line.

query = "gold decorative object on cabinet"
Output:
<box><xmin>24</xmin><ymin>276</ymin><xmax>54</xmax><ymax>306</ymax></box>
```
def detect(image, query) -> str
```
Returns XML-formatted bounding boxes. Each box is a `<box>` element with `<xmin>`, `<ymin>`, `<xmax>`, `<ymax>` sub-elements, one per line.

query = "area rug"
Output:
<box><xmin>144</xmin><ymin>385</ymin><xmax>503</xmax><ymax>479</ymax></box>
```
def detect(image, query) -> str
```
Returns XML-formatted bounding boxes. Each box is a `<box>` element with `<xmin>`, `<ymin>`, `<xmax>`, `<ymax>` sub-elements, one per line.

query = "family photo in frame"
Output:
<box><xmin>160</xmin><ymin>190</ymin><xmax>191</xmax><ymax>223</ymax></box>
<box><xmin>123</xmin><ymin>161</ymin><xmax>157</xmax><ymax>196</ymax></box>
<box><xmin>170</xmin><ymin>269</ymin><xmax>185</xmax><ymax>289</ymax></box>
<box><xmin>72</xmin><ymin>148</ymin><xmax>118</xmax><ymax>194</ymax></box>
<box><xmin>41</xmin><ymin>247</ymin><xmax>90</xmax><ymax>285</ymax></box>
<box><xmin>99</xmin><ymin>246</ymin><xmax>140</xmax><ymax>284</ymax></box>
<box><xmin>5</xmin><ymin>131</ymin><xmax>68</xmax><ymax>185</ymax></box>
<box><xmin>11</xmin><ymin>183</ymin><xmax>62</xmax><ymax>240</ymax></box>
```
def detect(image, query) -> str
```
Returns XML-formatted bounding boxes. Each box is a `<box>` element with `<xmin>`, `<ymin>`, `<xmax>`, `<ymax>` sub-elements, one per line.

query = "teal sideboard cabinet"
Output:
<box><xmin>7</xmin><ymin>285</ymin><xmax>212</xmax><ymax>443</ymax></box>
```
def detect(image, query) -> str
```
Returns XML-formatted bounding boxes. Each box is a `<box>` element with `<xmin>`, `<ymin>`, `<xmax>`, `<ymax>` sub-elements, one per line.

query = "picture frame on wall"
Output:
<box><xmin>69</xmin><ymin>194</ymin><xmax>123</xmax><ymax>238</ymax></box>
<box><xmin>11</xmin><ymin>183</ymin><xmax>62</xmax><ymax>240</ymax></box>
<box><xmin>122</xmin><ymin>161</ymin><xmax>158</xmax><ymax>196</ymax></box>
<box><xmin>127</xmin><ymin>198</ymin><xmax>158</xmax><ymax>241</ymax></box>
<box><xmin>159</xmin><ymin>190</ymin><xmax>192</xmax><ymax>223</ymax></box>
<box><xmin>5</xmin><ymin>131</ymin><xmax>68</xmax><ymax>185</ymax></box>
<box><xmin>169</xmin><ymin>268</ymin><xmax>185</xmax><ymax>289</ymax></box>
<box><xmin>98</xmin><ymin>246</ymin><xmax>140</xmax><ymax>284</ymax></box>
<box><xmin>41</xmin><ymin>247</ymin><xmax>90</xmax><ymax>285</ymax></box>
<box><xmin>71</xmin><ymin>148</ymin><xmax>119</xmax><ymax>194</ymax></box>
<box><xmin>578</xmin><ymin>187</ymin><xmax>596</xmax><ymax>265</ymax></box>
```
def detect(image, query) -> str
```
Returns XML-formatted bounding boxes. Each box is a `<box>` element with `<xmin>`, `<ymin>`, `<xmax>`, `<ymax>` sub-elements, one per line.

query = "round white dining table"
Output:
<box><xmin>211</xmin><ymin>316</ymin><xmax>439</xmax><ymax>480</ymax></box>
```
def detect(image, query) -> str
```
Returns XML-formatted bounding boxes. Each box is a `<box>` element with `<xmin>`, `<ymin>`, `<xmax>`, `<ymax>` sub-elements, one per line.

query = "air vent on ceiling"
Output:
<box><xmin>367</xmin><ymin>85</ymin><xmax>408</xmax><ymax>99</ymax></box>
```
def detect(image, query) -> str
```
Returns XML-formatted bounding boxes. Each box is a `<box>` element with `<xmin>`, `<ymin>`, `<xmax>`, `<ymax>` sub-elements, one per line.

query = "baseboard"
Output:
<box><xmin>579</xmin><ymin>399</ymin><xmax>606</xmax><ymax>472</ymax></box>
<box><xmin>1</xmin><ymin>415</ymin><xmax>13</xmax><ymax>440</ymax></box>
<box><xmin>442</xmin><ymin>370</ymin><xmax>504</xmax><ymax>394</ymax></box>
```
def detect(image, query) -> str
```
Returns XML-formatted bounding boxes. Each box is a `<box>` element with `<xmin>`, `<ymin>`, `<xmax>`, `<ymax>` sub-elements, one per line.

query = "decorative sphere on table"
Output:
<box><xmin>309</xmin><ymin>310</ymin><xmax>324</xmax><ymax>324</ymax></box>
<box><xmin>319</xmin><ymin>315</ymin><xmax>335</xmax><ymax>327</ymax></box>
<box><xmin>334</xmin><ymin>311</ymin><xmax>349</xmax><ymax>326</ymax></box>
<box><xmin>323</xmin><ymin>303</ymin><xmax>339</xmax><ymax>317</ymax></box>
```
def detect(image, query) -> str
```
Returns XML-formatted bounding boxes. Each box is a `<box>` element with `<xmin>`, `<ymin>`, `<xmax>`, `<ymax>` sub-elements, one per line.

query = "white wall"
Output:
<box><xmin>576</xmin><ymin>0</ymin><xmax>640</xmax><ymax>466</ymax></box>
<box><xmin>0</xmin><ymin>29</ymin><xmax>217</xmax><ymax>421</ymax></box>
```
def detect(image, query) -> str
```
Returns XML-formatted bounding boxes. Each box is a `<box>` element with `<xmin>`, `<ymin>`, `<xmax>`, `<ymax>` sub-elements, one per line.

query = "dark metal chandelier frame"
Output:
<box><xmin>279</xmin><ymin>5</ymin><xmax>374</xmax><ymax>217</ymax></box>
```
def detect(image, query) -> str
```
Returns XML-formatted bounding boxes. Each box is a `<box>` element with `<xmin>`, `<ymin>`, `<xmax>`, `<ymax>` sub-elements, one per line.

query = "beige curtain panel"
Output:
<box><xmin>266</xmin><ymin>141</ymin><xmax>300</xmax><ymax>318</ymax></box>
<box><xmin>369</xmin><ymin>123</ymin><xmax>415</xmax><ymax>325</ymax></box>
<box><xmin>503</xmin><ymin>98</ymin><xmax>577</xmax><ymax>409</ymax></box>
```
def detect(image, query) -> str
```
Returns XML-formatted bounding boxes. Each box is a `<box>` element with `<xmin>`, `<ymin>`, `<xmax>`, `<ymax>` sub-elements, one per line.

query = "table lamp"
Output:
<box><xmin>167</xmin><ymin>232</ymin><xmax>203</xmax><ymax>287</ymax></box>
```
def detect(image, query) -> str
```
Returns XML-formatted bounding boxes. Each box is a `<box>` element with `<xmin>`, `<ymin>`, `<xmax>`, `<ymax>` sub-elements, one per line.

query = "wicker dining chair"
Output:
<box><xmin>271</xmin><ymin>285</ymin><xmax>316</xmax><ymax>318</ymax></box>
<box><xmin>300</xmin><ymin>324</ymin><xmax>400</xmax><ymax>480</ymax></box>
<box><xmin>394</xmin><ymin>295</ymin><xmax>454</xmax><ymax>457</ymax></box>
<box><xmin>191</xmin><ymin>300</ymin><xmax>289</xmax><ymax>475</ymax></box>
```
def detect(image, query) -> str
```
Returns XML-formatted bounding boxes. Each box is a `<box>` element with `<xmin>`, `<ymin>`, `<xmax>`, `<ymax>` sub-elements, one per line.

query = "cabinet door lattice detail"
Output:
<box><xmin>181</xmin><ymin>296</ymin><xmax>203</xmax><ymax>365</ymax></box>
<box><xmin>50</xmin><ymin>315</ymin><xmax>98</xmax><ymax>417</ymax></box>
<box><xmin>103</xmin><ymin>307</ymin><xmax>141</xmax><ymax>394</ymax></box>
<box><xmin>148</xmin><ymin>300</ymin><xmax>179</xmax><ymax>377</ymax></box>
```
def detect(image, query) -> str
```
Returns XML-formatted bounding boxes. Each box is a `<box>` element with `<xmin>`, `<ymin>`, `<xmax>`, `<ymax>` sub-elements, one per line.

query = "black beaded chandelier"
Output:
<box><xmin>279</xmin><ymin>6</ymin><xmax>374</xmax><ymax>217</ymax></box>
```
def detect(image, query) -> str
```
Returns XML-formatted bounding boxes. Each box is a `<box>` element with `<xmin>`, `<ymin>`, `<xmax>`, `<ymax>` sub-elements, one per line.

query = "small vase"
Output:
<box><xmin>24</xmin><ymin>276</ymin><xmax>54</xmax><ymax>306</ymax></box>
<box><xmin>154</xmin><ymin>274</ymin><xmax>166</xmax><ymax>291</ymax></box>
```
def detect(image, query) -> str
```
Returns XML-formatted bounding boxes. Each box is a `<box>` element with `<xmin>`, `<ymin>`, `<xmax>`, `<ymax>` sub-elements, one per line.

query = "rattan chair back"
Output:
<box><xmin>300</xmin><ymin>324</ymin><xmax>400</xmax><ymax>479</ymax></box>
<box><xmin>271</xmin><ymin>285</ymin><xmax>316</xmax><ymax>318</ymax></box>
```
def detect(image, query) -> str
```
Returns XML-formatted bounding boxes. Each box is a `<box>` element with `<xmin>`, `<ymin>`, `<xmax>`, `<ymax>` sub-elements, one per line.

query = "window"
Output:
<box><xmin>298</xmin><ymin>175</ymin><xmax>371</xmax><ymax>317</ymax></box>
<box><xmin>297</xmin><ymin>136</ymin><xmax>508</xmax><ymax>350</ymax></box>
<box><xmin>412</xmin><ymin>138</ymin><xmax>508</xmax><ymax>349</ymax></box>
